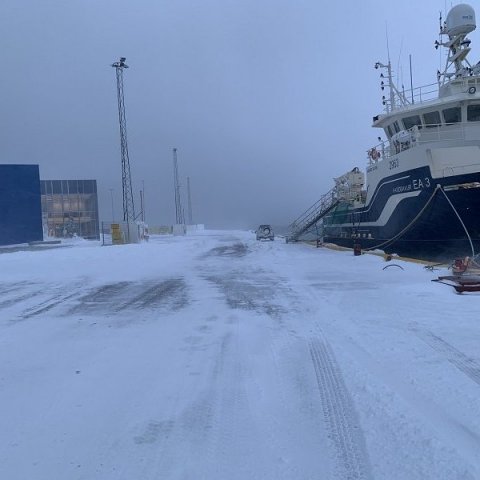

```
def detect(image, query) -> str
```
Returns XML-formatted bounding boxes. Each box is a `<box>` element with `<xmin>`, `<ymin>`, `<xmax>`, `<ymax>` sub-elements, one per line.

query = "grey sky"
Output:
<box><xmin>0</xmin><ymin>1</ymin><xmax>471</xmax><ymax>228</ymax></box>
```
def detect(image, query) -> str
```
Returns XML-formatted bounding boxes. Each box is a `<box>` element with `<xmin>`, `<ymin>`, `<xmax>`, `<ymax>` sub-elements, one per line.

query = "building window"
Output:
<box><xmin>68</xmin><ymin>180</ymin><xmax>78</xmax><ymax>193</ymax></box>
<box><xmin>40</xmin><ymin>179</ymin><xmax>99</xmax><ymax>240</ymax></box>
<box><xmin>52</xmin><ymin>181</ymin><xmax>62</xmax><ymax>194</ymax></box>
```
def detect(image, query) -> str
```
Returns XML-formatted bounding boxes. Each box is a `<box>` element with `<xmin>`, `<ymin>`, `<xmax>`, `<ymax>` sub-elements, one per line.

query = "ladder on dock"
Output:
<box><xmin>287</xmin><ymin>186</ymin><xmax>339</xmax><ymax>242</ymax></box>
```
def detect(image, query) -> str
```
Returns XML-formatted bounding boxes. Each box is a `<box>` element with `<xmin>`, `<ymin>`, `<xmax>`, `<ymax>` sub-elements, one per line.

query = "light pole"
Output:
<box><xmin>142</xmin><ymin>179</ymin><xmax>146</xmax><ymax>222</ymax></box>
<box><xmin>173</xmin><ymin>148</ymin><xmax>184</xmax><ymax>225</ymax></box>
<box><xmin>109</xmin><ymin>188</ymin><xmax>115</xmax><ymax>222</ymax></box>
<box><xmin>111</xmin><ymin>57</ymin><xmax>135</xmax><ymax>241</ymax></box>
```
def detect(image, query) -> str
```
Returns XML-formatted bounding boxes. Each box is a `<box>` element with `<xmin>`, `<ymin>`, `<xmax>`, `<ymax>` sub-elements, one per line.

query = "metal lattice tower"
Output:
<box><xmin>173</xmin><ymin>148</ymin><xmax>184</xmax><ymax>224</ymax></box>
<box><xmin>186</xmin><ymin>176</ymin><xmax>193</xmax><ymax>225</ymax></box>
<box><xmin>111</xmin><ymin>57</ymin><xmax>136</xmax><ymax>225</ymax></box>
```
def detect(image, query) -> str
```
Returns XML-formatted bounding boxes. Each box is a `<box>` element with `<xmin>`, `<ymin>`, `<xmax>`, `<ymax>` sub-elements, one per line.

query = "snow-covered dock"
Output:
<box><xmin>1</xmin><ymin>230</ymin><xmax>479</xmax><ymax>479</ymax></box>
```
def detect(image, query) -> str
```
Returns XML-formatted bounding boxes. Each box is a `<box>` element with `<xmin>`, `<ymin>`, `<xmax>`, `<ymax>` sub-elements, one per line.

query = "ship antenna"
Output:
<box><xmin>376</xmin><ymin>23</ymin><xmax>411</xmax><ymax>111</ymax></box>
<box><xmin>397</xmin><ymin>37</ymin><xmax>404</xmax><ymax>97</ymax></box>
<box><xmin>385</xmin><ymin>22</ymin><xmax>391</xmax><ymax>64</ymax></box>
<box><xmin>409</xmin><ymin>54</ymin><xmax>414</xmax><ymax>104</ymax></box>
<box><xmin>438</xmin><ymin>11</ymin><xmax>443</xmax><ymax>74</ymax></box>
<box><xmin>385</xmin><ymin>23</ymin><xmax>394</xmax><ymax>110</ymax></box>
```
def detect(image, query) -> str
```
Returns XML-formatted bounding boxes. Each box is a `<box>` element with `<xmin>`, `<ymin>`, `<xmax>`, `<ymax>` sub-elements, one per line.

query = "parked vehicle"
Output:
<box><xmin>256</xmin><ymin>225</ymin><xmax>274</xmax><ymax>241</ymax></box>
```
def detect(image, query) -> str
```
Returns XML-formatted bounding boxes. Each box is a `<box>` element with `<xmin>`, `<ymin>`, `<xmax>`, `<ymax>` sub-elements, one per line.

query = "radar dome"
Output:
<box><xmin>446</xmin><ymin>4</ymin><xmax>476</xmax><ymax>36</ymax></box>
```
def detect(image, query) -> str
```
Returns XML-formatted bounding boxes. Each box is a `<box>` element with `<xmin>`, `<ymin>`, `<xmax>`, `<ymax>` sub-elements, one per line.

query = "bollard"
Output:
<box><xmin>353</xmin><ymin>243</ymin><xmax>362</xmax><ymax>256</ymax></box>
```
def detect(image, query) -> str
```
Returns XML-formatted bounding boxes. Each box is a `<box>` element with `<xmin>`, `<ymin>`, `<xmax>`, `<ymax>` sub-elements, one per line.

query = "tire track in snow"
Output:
<box><xmin>118</xmin><ymin>278</ymin><xmax>188</xmax><ymax>311</ymax></box>
<box><xmin>68</xmin><ymin>279</ymin><xmax>188</xmax><ymax>316</ymax></box>
<box><xmin>208</xmin><ymin>329</ymin><xmax>258</xmax><ymax>479</ymax></box>
<box><xmin>0</xmin><ymin>288</ymin><xmax>44</xmax><ymax>310</ymax></box>
<box><xmin>265</xmin><ymin>337</ymin><xmax>324</xmax><ymax>479</ymax></box>
<box><xmin>416</xmin><ymin>331</ymin><xmax>480</xmax><ymax>386</ymax></box>
<box><xmin>68</xmin><ymin>282</ymin><xmax>132</xmax><ymax>314</ymax></box>
<box><xmin>309</xmin><ymin>337</ymin><xmax>372</xmax><ymax>480</ymax></box>
<box><xmin>0</xmin><ymin>281</ymin><xmax>31</xmax><ymax>296</ymax></box>
<box><xmin>135</xmin><ymin>333</ymin><xmax>233</xmax><ymax>479</ymax></box>
<box><xmin>203</xmin><ymin>272</ymin><xmax>286</xmax><ymax>318</ymax></box>
<box><xmin>21</xmin><ymin>291</ymin><xmax>79</xmax><ymax>319</ymax></box>
<box><xmin>17</xmin><ymin>282</ymin><xmax>87</xmax><ymax>319</ymax></box>
<box><xmin>200</xmin><ymin>242</ymin><xmax>249</xmax><ymax>259</ymax></box>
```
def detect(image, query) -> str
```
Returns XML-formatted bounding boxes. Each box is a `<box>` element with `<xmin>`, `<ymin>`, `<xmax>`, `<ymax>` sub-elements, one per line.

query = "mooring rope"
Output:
<box><xmin>438</xmin><ymin>186</ymin><xmax>475</xmax><ymax>258</ymax></box>
<box><xmin>364</xmin><ymin>184</ymin><xmax>441</xmax><ymax>252</ymax></box>
<box><xmin>362</xmin><ymin>183</ymin><xmax>475</xmax><ymax>259</ymax></box>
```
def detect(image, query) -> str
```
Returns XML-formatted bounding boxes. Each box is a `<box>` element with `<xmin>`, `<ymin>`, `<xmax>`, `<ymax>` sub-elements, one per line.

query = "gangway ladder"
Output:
<box><xmin>287</xmin><ymin>186</ymin><xmax>339</xmax><ymax>242</ymax></box>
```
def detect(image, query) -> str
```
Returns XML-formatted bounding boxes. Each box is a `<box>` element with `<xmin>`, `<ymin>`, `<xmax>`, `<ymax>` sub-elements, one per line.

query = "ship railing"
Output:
<box><xmin>382</xmin><ymin>82</ymin><xmax>438</xmax><ymax>114</ymax></box>
<box><xmin>383</xmin><ymin>76</ymin><xmax>480</xmax><ymax>114</ymax></box>
<box><xmin>410</xmin><ymin>82</ymin><xmax>438</xmax><ymax>104</ymax></box>
<box><xmin>367</xmin><ymin>122</ymin><xmax>478</xmax><ymax>163</ymax></box>
<box><xmin>415</xmin><ymin>121</ymin><xmax>473</xmax><ymax>144</ymax></box>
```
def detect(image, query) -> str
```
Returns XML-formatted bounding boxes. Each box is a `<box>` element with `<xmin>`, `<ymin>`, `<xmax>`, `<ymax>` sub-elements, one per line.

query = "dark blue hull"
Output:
<box><xmin>323</xmin><ymin>167</ymin><xmax>480</xmax><ymax>261</ymax></box>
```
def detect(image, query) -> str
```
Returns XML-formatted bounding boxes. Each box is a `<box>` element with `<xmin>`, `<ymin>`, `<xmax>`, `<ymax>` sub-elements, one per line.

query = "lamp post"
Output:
<box><xmin>109</xmin><ymin>188</ymin><xmax>115</xmax><ymax>222</ymax></box>
<box><xmin>111</xmin><ymin>56</ymin><xmax>135</xmax><ymax>242</ymax></box>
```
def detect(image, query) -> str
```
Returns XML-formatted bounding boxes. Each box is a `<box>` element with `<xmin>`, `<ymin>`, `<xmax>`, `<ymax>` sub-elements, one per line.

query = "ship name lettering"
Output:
<box><xmin>393</xmin><ymin>184</ymin><xmax>412</xmax><ymax>193</ymax></box>
<box><xmin>413</xmin><ymin>177</ymin><xmax>431</xmax><ymax>190</ymax></box>
<box><xmin>389</xmin><ymin>159</ymin><xmax>399</xmax><ymax>170</ymax></box>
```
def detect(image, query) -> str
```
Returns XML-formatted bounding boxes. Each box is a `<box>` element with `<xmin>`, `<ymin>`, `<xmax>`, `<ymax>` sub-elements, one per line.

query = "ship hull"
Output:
<box><xmin>323</xmin><ymin>167</ymin><xmax>480</xmax><ymax>261</ymax></box>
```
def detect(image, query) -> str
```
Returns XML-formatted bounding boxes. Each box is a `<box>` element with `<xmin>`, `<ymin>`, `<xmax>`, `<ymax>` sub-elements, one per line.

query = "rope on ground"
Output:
<box><xmin>382</xmin><ymin>264</ymin><xmax>404</xmax><ymax>270</ymax></box>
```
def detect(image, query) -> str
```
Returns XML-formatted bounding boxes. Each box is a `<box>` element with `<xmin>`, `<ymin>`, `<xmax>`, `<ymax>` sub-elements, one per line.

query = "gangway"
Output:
<box><xmin>286</xmin><ymin>186</ymin><xmax>339</xmax><ymax>243</ymax></box>
<box><xmin>287</xmin><ymin>167</ymin><xmax>365</xmax><ymax>243</ymax></box>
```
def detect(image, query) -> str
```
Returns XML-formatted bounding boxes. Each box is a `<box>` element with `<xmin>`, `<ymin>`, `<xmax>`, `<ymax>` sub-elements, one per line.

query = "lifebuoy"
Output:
<box><xmin>369</xmin><ymin>148</ymin><xmax>380</xmax><ymax>161</ymax></box>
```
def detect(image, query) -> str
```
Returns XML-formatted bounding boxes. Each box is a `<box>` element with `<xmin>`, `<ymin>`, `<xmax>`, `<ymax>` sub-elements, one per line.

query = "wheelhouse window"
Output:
<box><xmin>423</xmin><ymin>111</ymin><xmax>441</xmax><ymax>127</ymax></box>
<box><xmin>443</xmin><ymin>107</ymin><xmax>461</xmax><ymax>124</ymax></box>
<box><xmin>467</xmin><ymin>104</ymin><xmax>480</xmax><ymax>121</ymax></box>
<box><xmin>386</xmin><ymin>125</ymin><xmax>395</xmax><ymax>137</ymax></box>
<box><xmin>402</xmin><ymin>115</ymin><xmax>422</xmax><ymax>130</ymax></box>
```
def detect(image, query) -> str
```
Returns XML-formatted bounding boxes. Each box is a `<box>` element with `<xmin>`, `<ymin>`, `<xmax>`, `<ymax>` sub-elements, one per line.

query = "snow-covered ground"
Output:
<box><xmin>1</xmin><ymin>230</ymin><xmax>479</xmax><ymax>480</ymax></box>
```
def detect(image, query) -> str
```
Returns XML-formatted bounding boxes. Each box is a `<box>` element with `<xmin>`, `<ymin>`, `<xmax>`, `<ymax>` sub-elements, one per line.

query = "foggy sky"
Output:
<box><xmin>1</xmin><ymin>0</ymin><xmax>473</xmax><ymax>229</ymax></box>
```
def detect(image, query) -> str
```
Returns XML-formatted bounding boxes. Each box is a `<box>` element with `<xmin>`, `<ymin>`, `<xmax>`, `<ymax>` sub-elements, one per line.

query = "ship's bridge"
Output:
<box><xmin>370</xmin><ymin>3</ymin><xmax>480</xmax><ymax>161</ymax></box>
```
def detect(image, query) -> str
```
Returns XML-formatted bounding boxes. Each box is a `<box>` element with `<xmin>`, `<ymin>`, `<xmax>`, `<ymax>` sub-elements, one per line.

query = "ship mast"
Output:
<box><xmin>435</xmin><ymin>5</ymin><xmax>478</xmax><ymax>86</ymax></box>
<box><xmin>374</xmin><ymin>61</ymin><xmax>409</xmax><ymax>113</ymax></box>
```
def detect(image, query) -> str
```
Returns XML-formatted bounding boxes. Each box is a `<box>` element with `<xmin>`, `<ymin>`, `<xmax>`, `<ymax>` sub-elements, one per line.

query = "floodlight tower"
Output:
<box><xmin>173</xmin><ymin>148</ymin><xmax>184</xmax><ymax>224</ymax></box>
<box><xmin>111</xmin><ymin>57</ymin><xmax>136</xmax><ymax>226</ymax></box>
<box><xmin>187</xmin><ymin>176</ymin><xmax>193</xmax><ymax>225</ymax></box>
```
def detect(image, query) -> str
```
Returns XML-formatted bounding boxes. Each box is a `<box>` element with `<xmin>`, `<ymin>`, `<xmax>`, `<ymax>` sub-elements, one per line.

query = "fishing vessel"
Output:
<box><xmin>289</xmin><ymin>3</ymin><xmax>480</xmax><ymax>261</ymax></box>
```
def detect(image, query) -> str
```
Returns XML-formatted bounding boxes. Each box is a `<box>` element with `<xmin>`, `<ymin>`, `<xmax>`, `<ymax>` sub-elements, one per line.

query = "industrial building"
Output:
<box><xmin>40</xmin><ymin>179</ymin><xmax>100</xmax><ymax>239</ymax></box>
<box><xmin>0</xmin><ymin>164</ymin><xmax>43</xmax><ymax>246</ymax></box>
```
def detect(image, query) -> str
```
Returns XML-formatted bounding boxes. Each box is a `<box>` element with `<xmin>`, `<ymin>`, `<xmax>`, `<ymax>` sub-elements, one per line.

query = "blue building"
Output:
<box><xmin>0</xmin><ymin>164</ymin><xmax>43</xmax><ymax>246</ymax></box>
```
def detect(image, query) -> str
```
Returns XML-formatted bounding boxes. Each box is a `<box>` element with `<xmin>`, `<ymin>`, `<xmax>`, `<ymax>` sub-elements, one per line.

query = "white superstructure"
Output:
<box><xmin>363</xmin><ymin>4</ymin><xmax>480</xmax><ymax>204</ymax></box>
